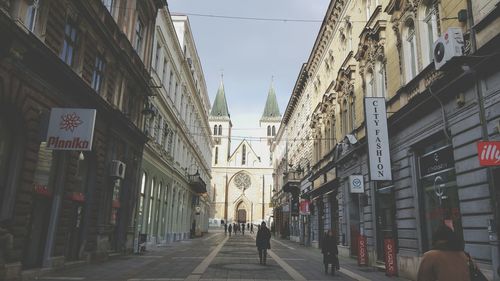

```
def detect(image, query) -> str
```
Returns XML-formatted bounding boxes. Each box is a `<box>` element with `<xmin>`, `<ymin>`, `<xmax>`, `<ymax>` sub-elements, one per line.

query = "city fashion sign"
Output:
<box><xmin>477</xmin><ymin>141</ymin><xmax>500</xmax><ymax>166</ymax></box>
<box><xmin>46</xmin><ymin>108</ymin><xmax>96</xmax><ymax>151</ymax></box>
<box><xmin>349</xmin><ymin>175</ymin><xmax>364</xmax><ymax>193</ymax></box>
<box><xmin>364</xmin><ymin>97</ymin><xmax>392</xmax><ymax>180</ymax></box>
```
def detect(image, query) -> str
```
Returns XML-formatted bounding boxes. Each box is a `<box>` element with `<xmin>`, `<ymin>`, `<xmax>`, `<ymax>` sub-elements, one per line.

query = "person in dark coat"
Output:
<box><xmin>256</xmin><ymin>221</ymin><xmax>271</xmax><ymax>265</ymax></box>
<box><xmin>228</xmin><ymin>223</ymin><xmax>232</xmax><ymax>236</ymax></box>
<box><xmin>224</xmin><ymin>223</ymin><xmax>228</xmax><ymax>235</ymax></box>
<box><xmin>233</xmin><ymin>223</ymin><xmax>237</xmax><ymax>235</ymax></box>
<box><xmin>250</xmin><ymin>223</ymin><xmax>254</xmax><ymax>233</ymax></box>
<box><xmin>321</xmin><ymin>230</ymin><xmax>339</xmax><ymax>275</ymax></box>
<box><xmin>242</xmin><ymin>223</ymin><xmax>245</xmax><ymax>235</ymax></box>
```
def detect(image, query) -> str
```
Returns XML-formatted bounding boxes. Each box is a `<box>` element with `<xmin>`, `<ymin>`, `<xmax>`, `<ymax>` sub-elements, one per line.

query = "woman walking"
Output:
<box><xmin>256</xmin><ymin>221</ymin><xmax>271</xmax><ymax>265</ymax></box>
<box><xmin>417</xmin><ymin>223</ymin><xmax>485</xmax><ymax>281</ymax></box>
<box><xmin>321</xmin><ymin>230</ymin><xmax>339</xmax><ymax>275</ymax></box>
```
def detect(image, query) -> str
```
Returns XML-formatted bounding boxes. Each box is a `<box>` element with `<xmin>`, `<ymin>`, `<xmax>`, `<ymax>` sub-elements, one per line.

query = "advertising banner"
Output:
<box><xmin>477</xmin><ymin>141</ymin><xmax>500</xmax><ymax>166</ymax></box>
<box><xmin>358</xmin><ymin>235</ymin><xmax>368</xmax><ymax>266</ymax></box>
<box><xmin>364</xmin><ymin>97</ymin><xmax>392</xmax><ymax>180</ymax></box>
<box><xmin>299</xmin><ymin>200</ymin><xmax>310</xmax><ymax>215</ymax></box>
<box><xmin>384</xmin><ymin>238</ymin><xmax>398</xmax><ymax>276</ymax></box>
<box><xmin>349</xmin><ymin>175</ymin><xmax>364</xmax><ymax>193</ymax></box>
<box><xmin>46</xmin><ymin>108</ymin><xmax>96</xmax><ymax>151</ymax></box>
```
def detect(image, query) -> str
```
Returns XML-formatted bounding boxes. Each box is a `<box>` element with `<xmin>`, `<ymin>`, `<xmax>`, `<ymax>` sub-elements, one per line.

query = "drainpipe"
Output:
<box><xmin>465</xmin><ymin>1</ymin><xmax>499</xmax><ymax>279</ymax></box>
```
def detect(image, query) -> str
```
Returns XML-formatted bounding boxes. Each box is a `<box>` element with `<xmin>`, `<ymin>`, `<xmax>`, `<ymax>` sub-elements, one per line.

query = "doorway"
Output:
<box><xmin>237</xmin><ymin>209</ymin><xmax>247</xmax><ymax>223</ymax></box>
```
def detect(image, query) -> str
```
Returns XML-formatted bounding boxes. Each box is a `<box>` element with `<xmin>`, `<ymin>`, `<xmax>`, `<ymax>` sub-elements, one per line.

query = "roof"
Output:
<box><xmin>260</xmin><ymin>81</ymin><xmax>282</xmax><ymax>122</ymax></box>
<box><xmin>210</xmin><ymin>78</ymin><xmax>230</xmax><ymax>118</ymax></box>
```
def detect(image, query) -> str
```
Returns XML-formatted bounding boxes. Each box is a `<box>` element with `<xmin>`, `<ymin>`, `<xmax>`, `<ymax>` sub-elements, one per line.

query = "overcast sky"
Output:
<box><xmin>168</xmin><ymin>0</ymin><xmax>330</xmax><ymax>139</ymax></box>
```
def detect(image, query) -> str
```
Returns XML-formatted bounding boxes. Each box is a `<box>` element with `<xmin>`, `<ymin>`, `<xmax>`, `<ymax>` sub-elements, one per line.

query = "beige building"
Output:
<box><xmin>209</xmin><ymin>80</ymin><xmax>280</xmax><ymax>225</ymax></box>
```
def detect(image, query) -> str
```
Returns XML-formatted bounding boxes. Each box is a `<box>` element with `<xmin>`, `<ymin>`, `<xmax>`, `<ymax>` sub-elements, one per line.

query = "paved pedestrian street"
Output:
<box><xmin>36</xmin><ymin>230</ymin><xmax>408</xmax><ymax>281</ymax></box>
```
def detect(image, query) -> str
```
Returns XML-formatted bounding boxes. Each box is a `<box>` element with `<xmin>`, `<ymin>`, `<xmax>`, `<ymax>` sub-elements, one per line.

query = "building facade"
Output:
<box><xmin>275</xmin><ymin>0</ymin><xmax>500</xmax><ymax>280</ymax></box>
<box><xmin>135</xmin><ymin>10</ymin><xmax>212</xmax><ymax>248</ymax></box>
<box><xmin>210</xmin><ymin>80</ymin><xmax>279</xmax><ymax>226</ymax></box>
<box><xmin>0</xmin><ymin>0</ymin><xmax>164</xmax><ymax>279</ymax></box>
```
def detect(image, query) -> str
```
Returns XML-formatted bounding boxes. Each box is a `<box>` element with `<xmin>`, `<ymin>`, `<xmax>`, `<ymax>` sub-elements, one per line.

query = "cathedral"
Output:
<box><xmin>209</xmin><ymin>79</ymin><xmax>281</xmax><ymax>225</ymax></box>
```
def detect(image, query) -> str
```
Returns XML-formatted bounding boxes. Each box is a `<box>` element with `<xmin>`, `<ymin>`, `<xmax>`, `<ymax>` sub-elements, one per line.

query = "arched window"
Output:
<box><xmin>350</xmin><ymin>96</ymin><xmax>356</xmax><ymax>131</ymax></box>
<box><xmin>330</xmin><ymin>119</ymin><xmax>336</xmax><ymax>148</ymax></box>
<box><xmin>213</xmin><ymin>125</ymin><xmax>217</xmax><ymax>135</ymax></box>
<box><xmin>420</xmin><ymin>1</ymin><xmax>439</xmax><ymax>66</ymax></box>
<box><xmin>218</xmin><ymin>125</ymin><xmax>222</xmax><ymax>135</ymax></box>
<box><xmin>347</xmin><ymin>24</ymin><xmax>353</xmax><ymax>52</ymax></box>
<box><xmin>403</xmin><ymin>18</ymin><xmax>418</xmax><ymax>82</ymax></box>
<box><xmin>325</xmin><ymin>121</ymin><xmax>331</xmax><ymax>152</ymax></box>
<box><xmin>242</xmin><ymin>144</ymin><xmax>246</xmax><ymax>165</ymax></box>
<box><xmin>148</xmin><ymin>178</ymin><xmax>155</xmax><ymax>232</ymax></box>
<box><xmin>272</xmin><ymin>126</ymin><xmax>276</xmax><ymax>136</ymax></box>
<box><xmin>267</xmin><ymin>125</ymin><xmax>271</xmax><ymax>136</ymax></box>
<box><xmin>215</xmin><ymin>147</ymin><xmax>218</xmax><ymax>165</ymax></box>
<box><xmin>139</xmin><ymin>172</ymin><xmax>147</xmax><ymax>231</ymax></box>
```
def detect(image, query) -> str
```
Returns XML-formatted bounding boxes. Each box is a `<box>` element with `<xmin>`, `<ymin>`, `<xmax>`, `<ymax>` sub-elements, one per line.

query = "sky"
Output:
<box><xmin>168</xmin><ymin>0</ymin><xmax>330</xmax><ymax>140</ymax></box>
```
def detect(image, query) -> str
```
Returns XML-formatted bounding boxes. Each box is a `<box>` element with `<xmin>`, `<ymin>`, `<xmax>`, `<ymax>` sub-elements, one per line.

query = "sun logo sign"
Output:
<box><xmin>59</xmin><ymin>112</ymin><xmax>83</xmax><ymax>132</ymax></box>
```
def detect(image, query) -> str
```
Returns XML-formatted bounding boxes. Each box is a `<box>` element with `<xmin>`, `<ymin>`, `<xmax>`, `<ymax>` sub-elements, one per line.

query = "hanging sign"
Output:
<box><xmin>349</xmin><ymin>175</ymin><xmax>364</xmax><ymax>193</ymax></box>
<box><xmin>364</xmin><ymin>97</ymin><xmax>392</xmax><ymax>180</ymax></box>
<box><xmin>384</xmin><ymin>238</ymin><xmax>398</xmax><ymax>276</ymax></box>
<box><xmin>46</xmin><ymin>108</ymin><xmax>96</xmax><ymax>151</ymax></box>
<box><xmin>299</xmin><ymin>200</ymin><xmax>310</xmax><ymax>215</ymax></box>
<box><xmin>358</xmin><ymin>235</ymin><xmax>368</xmax><ymax>266</ymax></box>
<box><xmin>477</xmin><ymin>141</ymin><xmax>500</xmax><ymax>166</ymax></box>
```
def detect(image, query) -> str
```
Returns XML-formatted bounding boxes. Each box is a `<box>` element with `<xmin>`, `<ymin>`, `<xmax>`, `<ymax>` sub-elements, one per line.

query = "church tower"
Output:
<box><xmin>260</xmin><ymin>80</ymin><xmax>282</xmax><ymax>166</ymax></box>
<box><xmin>209</xmin><ymin>77</ymin><xmax>232</xmax><ymax>167</ymax></box>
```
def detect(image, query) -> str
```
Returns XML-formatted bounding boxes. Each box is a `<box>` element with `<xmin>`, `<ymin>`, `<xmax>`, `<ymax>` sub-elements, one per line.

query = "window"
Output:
<box><xmin>218</xmin><ymin>125</ymin><xmax>222</xmax><ymax>135</ymax></box>
<box><xmin>134</xmin><ymin>17</ymin><xmax>144</xmax><ymax>54</ymax></box>
<box><xmin>403</xmin><ymin>19</ymin><xmax>418</xmax><ymax>82</ymax></box>
<box><xmin>365</xmin><ymin>70</ymin><xmax>375</xmax><ymax>97</ymax></box>
<box><xmin>168</xmin><ymin>71</ymin><xmax>173</xmax><ymax>96</ymax></box>
<box><xmin>91</xmin><ymin>54</ymin><xmax>106</xmax><ymax>93</ymax></box>
<box><xmin>272</xmin><ymin>126</ymin><xmax>276</xmax><ymax>136</ymax></box>
<box><xmin>60</xmin><ymin>19</ymin><xmax>78</xmax><ymax>66</ymax></box>
<box><xmin>25</xmin><ymin>0</ymin><xmax>40</xmax><ymax>32</ymax></box>
<box><xmin>365</xmin><ymin>0</ymin><xmax>372</xmax><ymax>21</ymax></box>
<box><xmin>174</xmin><ymin>82</ymin><xmax>178</xmax><ymax>104</ymax></box>
<box><xmin>349</xmin><ymin>97</ymin><xmax>355</xmax><ymax>131</ymax></box>
<box><xmin>242</xmin><ymin>145</ymin><xmax>246</xmax><ymax>165</ymax></box>
<box><xmin>139</xmin><ymin>172</ymin><xmax>147</xmax><ymax>231</ymax></box>
<box><xmin>267</xmin><ymin>125</ymin><xmax>271</xmax><ymax>136</ymax></box>
<box><xmin>148</xmin><ymin>178</ymin><xmax>155</xmax><ymax>232</ymax></box>
<box><xmin>421</xmin><ymin>2</ymin><xmax>439</xmax><ymax>66</ymax></box>
<box><xmin>215</xmin><ymin>147</ymin><xmax>218</xmax><ymax>165</ymax></box>
<box><xmin>213</xmin><ymin>125</ymin><xmax>217</xmax><ymax>135</ymax></box>
<box><xmin>342</xmin><ymin>100</ymin><xmax>348</xmax><ymax>135</ymax></box>
<box><xmin>162</xmin><ymin>60</ymin><xmax>168</xmax><ymax>86</ymax></box>
<box><xmin>375</xmin><ymin>61</ymin><xmax>387</xmax><ymax>98</ymax></box>
<box><xmin>154</xmin><ymin>43</ymin><xmax>161</xmax><ymax>72</ymax></box>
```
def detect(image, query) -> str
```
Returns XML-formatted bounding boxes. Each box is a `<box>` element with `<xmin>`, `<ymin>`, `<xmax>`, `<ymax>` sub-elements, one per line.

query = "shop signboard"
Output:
<box><xmin>46</xmin><ymin>108</ymin><xmax>96</xmax><ymax>151</ymax></box>
<box><xmin>384</xmin><ymin>238</ymin><xmax>398</xmax><ymax>276</ymax></box>
<box><xmin>299</xmin><ymin>200</ymin><xmax>310</xmax><ymax>215</ymax></box>
<box><xmin>364</xmin><ymin>97</ymin><xmax>392</xmax><ymax>180</ymax></box>
<box><xmin>349</xmin><ymin>175</ymin><xmax>364</xmax><ymax>193</ymax></box>
<box><xmin>477</xmin><ymin>141</ymin><xmax>500</xmax><ymax>166</ymax></box>
<box><xmin>419</xmin><ymin>145</ymin><xmax>454</xmax><ymax>176</ymax></box>
<box><xmin>358</xmin><ymin>235</ymin><xmax>368</xmax><ymax>266</ymax></box>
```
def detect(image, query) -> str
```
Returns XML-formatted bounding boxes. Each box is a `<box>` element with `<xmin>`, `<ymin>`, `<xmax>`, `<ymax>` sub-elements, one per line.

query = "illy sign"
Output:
<box><xmin>46</xmin><ymin>108</ymin><xmax>96</xmax><ymax>151</ymax></box>
<box><xmin>477</xmin><ymin>141</ymin><xmax>500</xmax><ymax>166</ymax></box>
<box><xmin>364</xmin><ymin>97</ymin><xmax>392</xmax><ymax>180</ymax></box>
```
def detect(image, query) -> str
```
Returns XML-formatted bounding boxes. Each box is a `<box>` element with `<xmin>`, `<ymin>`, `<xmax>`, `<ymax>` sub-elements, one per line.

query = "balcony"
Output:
<box><xmin>188</xmin><ymin>172</ymin><xmax>207</xmax><ymax>194</ymax></box>
<box><xmin>282</xmin><ymin>170</ymin><xmax>301</xmax><ymax>195</ymax></box>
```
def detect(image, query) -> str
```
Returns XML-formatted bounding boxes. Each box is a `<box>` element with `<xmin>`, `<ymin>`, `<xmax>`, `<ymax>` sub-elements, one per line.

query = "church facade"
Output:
<box><xmin>209</xmin><ymin>80</ymin><xmax>281</xmax><ymax>225</ymax></box>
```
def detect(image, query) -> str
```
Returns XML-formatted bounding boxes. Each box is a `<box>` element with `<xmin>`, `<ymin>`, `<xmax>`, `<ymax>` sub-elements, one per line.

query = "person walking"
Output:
<box><xmin>233</xmin><ymin>223</ymin><xmax>237</xmax><ymax>235</ymax></box>
<box><xmin>417</xmin><ymin>223</ymin><xmax>485</xmax><ymax>281</ymax></box>
<box><xmin>242</xmin><ymin>223</ymin><xmax>246</xmax><ymax>235</ymax></box>
<box><xmin>250</xmin><ymin>223</ymin><xmax>254</xmax><ymax>234</ymax></box>
<box><xmin>228</xmin><ymin>223</ymin><xmax>232</xmax><ymax>237</ymax></box>
<box><xmin>224</xmin><ymin>223</ymin><xmax>228</xmax><ymax>235</ymax></box>
<box><xmin>321</xmin><ymin>230</ymin><xmax>339</xmax><ymax>275</ymax></box>
<box><xmin>256</xmin><ymin>221</ymin><xmax>271</xmax><ymax>265</ymax></box>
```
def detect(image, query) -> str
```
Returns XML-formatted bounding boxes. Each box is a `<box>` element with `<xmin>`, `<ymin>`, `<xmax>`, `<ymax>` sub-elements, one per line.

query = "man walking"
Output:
<box><xmin>224</xmin><ymin>223</ymin><xmax>228</xmax><ymax>235</ymax></box>
<box><xmin>256</xmin><ymin>221</ymin><xmax>271</xmax><ymax>265</ymax></box>
<box><xmin>242</xmin><ymin>223</ymin><xmax>245</xmax><ymax>235</ymax></box>
<box><xmin>228</xmin><ymin>223</ymin><xmax>232</xmax><ymax>236</ymax></box>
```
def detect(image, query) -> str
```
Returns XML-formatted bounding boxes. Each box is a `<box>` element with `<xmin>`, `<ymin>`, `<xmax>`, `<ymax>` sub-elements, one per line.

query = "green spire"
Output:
<box><xmin>261</xmin><ymin>79</ymin><xmax>281</xmax><ymax>122</ymax></box>
<box><xmin>210</xmin><ymin>77</ymin><xmax>230</xmax><ymax>118</ymax></box>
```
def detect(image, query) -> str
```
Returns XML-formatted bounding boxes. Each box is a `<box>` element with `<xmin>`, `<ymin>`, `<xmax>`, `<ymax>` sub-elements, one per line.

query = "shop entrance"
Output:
<box><xmin>375</xmin><ymin>183</ymin><xmax>396</xmax><ymax>261</ymax></box>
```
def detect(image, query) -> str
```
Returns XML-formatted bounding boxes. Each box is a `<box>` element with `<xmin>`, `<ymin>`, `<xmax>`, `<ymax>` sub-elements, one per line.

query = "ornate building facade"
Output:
<box><xmin>209</xmin><ymin>80</ymin><xmax>280</xmax><ymax>225</ymax></box>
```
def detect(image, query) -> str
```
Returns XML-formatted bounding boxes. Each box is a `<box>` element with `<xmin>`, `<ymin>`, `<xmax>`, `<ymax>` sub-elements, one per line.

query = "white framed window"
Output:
<box><xmin>403</xmin><ymin>19</ymin><xmax>418</xmax><ymax>82</ymax></box>
<box><xmin>134</xmin><ymin>17</ymin><xmax>144</xmax><ymax>54</ymax></box>
<box><xmin>60</xmin><ymin>19</ymin><xmax>78</xmax><ymax>66</ymax></box>
<box><xmin>91</xmin><ymin>54</ymin><xmax>106</xmax><ymax>93</ymax></box>
<box><xmin>25</xmin><ymin>0</ymin><xmax>40</xmax><ymax>32</ymax></box>
<box><xmin>420</xmin><ymin>2</ymin><xmax>439</xmax><ymax>66</ymax></box>
<box><xmin>375</xmin><ymin>60</ymin><xmax>387</xmax><ymax>98</ymax></box>
<box><xmin>365</xmin><ymin>69</ymin><xmax>375</xmax><ymax>97</ymax></box>
<box><xmin>154</xmin><ymin>43</ymin><xmax>161</xmax><ymax>72</ymax></box>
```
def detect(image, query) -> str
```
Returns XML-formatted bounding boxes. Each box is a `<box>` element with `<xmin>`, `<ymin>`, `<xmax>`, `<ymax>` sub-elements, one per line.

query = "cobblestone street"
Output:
<box><xmin>35</xmin><ymin>230</ymin><xmax>408</xmax><ymax>281</ymax></box>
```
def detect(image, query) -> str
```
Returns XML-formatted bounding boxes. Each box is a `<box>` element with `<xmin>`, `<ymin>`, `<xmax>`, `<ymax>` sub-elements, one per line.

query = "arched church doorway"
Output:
<box><xmin>237</xmin><ymin>209</ymin><xmax>246</xmax><ymax>223</ymax></box>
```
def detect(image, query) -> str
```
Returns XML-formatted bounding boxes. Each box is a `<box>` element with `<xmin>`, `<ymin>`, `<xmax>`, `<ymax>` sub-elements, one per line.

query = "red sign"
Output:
<box><xmin>477</xmin><ymin>141</ymin><xmax>500</xmax><ymax>166</ymax></box>
<box><xmin>384</xmin><ymin>238</ymin><xmax>398</xmax><ymax>276</ymax></box>
<box><xmin>358</xmin><ymin>235</ymin><xmax>368</xmax><ymax>266</ymax></box>
<box><xmin>33</xmin><ymin>183</ymin><xmax>52</xmax><ymax>197</ymax></box>
<box><xmin>67</xmin><ymin>192</ymin><xmax>85</xmax><ymax>202</ymax></box>
<box><xmin>299</xmin><ymin>200</ymin><xmax>310</xmax><ymax>215</ymax></box>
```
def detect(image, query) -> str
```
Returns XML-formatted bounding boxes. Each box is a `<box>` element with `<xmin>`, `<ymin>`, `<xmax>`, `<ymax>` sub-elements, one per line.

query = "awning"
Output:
<box><xmin>307</xmin><ymin>178</ymin><xmax>339</xmax><ymax>199</ymax></box>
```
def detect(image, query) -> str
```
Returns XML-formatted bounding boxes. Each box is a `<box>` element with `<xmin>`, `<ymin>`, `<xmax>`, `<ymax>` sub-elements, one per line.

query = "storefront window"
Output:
<box><xmin>419</xmin><ymin>143</ymin><xmax>462</xmax><ymax>250</ymax></box>
<box><xmin>32</xmin><ymin>142</ymin><xmax>56</xmax><ymax>196</ymax></box>
<box><xmin>375</xmin><ymin>182</ymin><xmax>396</xmax><ymax>261</ymax></box>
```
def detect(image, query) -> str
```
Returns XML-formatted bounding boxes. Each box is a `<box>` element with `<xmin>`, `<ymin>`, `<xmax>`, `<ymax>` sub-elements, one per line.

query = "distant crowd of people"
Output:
<box><xmin>223</xmin><ymin>222</ymin><xmax>254</xmax><ymax>236</ymax></box>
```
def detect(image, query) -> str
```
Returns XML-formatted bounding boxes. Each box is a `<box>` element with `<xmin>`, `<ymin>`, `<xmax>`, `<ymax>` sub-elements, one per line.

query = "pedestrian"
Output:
<box><xmin>417</xmin><ymin>223</ymin><xmax>486</xmax><ymax>281</ymax></box>
<box><xmin>250</xmin><ymin>223</ymin><xmax>254</xmax><ymax>234</ymax></box>
<box><xmin>256</xmin><ymin>221</ymin><xmax>271</xmax><ymax>265</ymax></box>
<box><xmin>321</xmin><ymin>230</ymin><xmax>339</xmax><ymax>275</ymax></box>
<box><xmin>228</xmin><ymin>223</ymin><xmax>232</xmax><ymax>236</ymax></box>
<box><xmin>233</xmin><ymin>223</ymin><xmax>237</xmax><ymax>235</ymax></box>
<box><xmin>247</xmin><ymin>222</ymin><xmax>250</xmax><ymax>229</ymax></box>
<box><xmin>224</xmin><ymin>223</ymin><xmax>228</xmax><ymax>235</ymax></box>
<box><xmin>242</xmin><ymin>223</ymin><xmax>245</xmax><ymax>235</ymax></box>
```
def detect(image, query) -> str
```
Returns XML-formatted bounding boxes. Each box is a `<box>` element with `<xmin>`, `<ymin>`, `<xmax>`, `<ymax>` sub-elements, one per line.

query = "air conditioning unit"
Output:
<box><xmin>110</xmin><ymin>160</ymin><xmax>126</xmax><ymax>179</ymax></box>
<box><xmin>433</xmin><ymin>27</ymin><xmax>464</xmax><ymax>70</ymax></box>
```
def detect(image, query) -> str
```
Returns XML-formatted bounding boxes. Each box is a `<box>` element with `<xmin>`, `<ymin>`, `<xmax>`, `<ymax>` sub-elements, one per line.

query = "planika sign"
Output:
<box><xmin>46</xmin><ymin>108</ymin><xmax>96</xmax><ymax>151</ymax></box>
<box><xmin>364</xmin><ymin>97</ymin><xmax>392</xmax><ymax>180</ymax></box>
